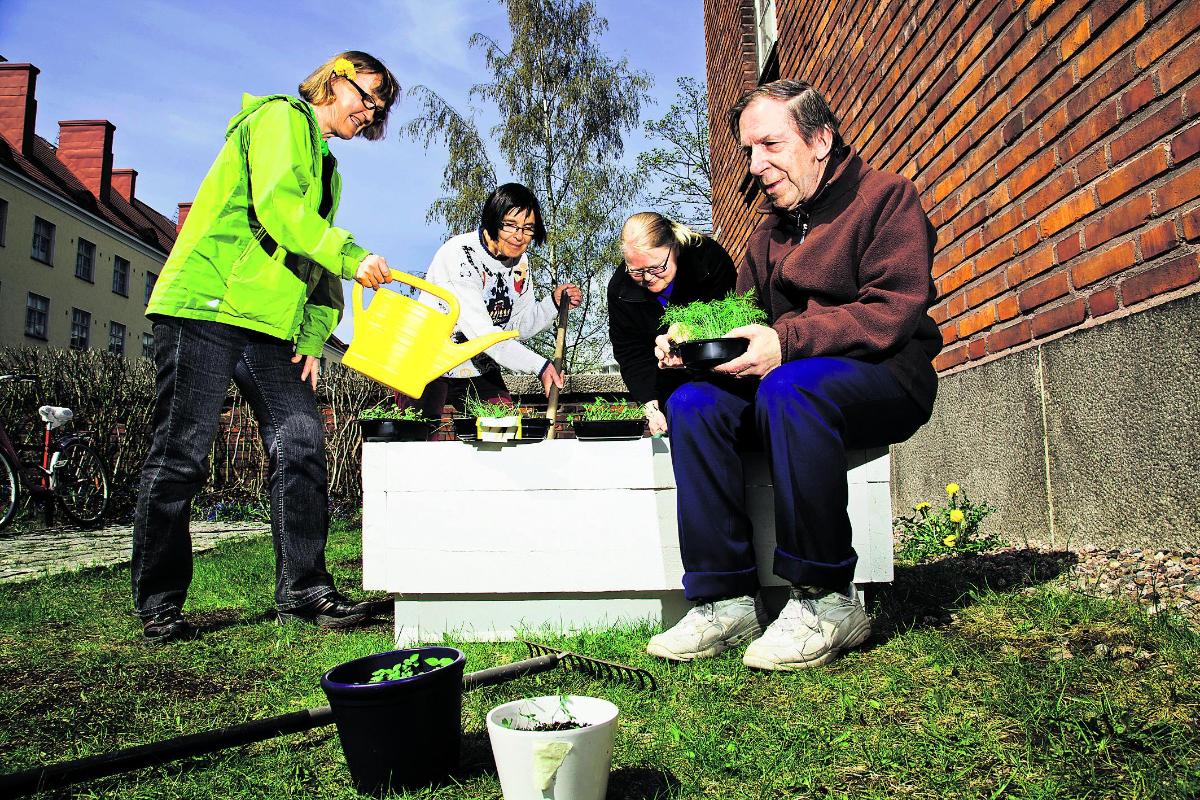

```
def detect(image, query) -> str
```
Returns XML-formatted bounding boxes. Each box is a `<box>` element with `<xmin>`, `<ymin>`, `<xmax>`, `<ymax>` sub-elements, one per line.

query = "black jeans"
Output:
<box><xmin>132</xmin><ymin>317</ymin><xmax>335</xmax><ymax>618</ymax></box>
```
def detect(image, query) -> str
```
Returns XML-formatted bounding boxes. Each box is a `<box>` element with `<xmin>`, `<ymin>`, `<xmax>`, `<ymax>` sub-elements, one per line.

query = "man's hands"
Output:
<box><xmin>553</xmin><ymin>283</ymin><xmax>583</xmax><ymax>309</ymax></box>
<box><xmin>292</xmin><ymin>353</ymin><xmax>320</xmax><ymax>390</ymax></box>
<box><xmin>355</xmin><ymin>254</ymin><xmax>393</xmax><ymax>289</ymax></box>
<box><xmin>712</xmin><ymin>324</ymin><xmax>782</xmax><ymax>378</ymax></box>
<box><xmin>656</xmin><ymin>323</ymin><xmax>783</xmax><ymax>378</ymax></box>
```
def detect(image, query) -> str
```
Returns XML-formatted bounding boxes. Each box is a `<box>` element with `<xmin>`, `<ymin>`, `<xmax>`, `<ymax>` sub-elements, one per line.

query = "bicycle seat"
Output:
<box><xmin>38</xmin><ymin>405</ymin><xmax>74</xmax><ymax>430</ymax></box>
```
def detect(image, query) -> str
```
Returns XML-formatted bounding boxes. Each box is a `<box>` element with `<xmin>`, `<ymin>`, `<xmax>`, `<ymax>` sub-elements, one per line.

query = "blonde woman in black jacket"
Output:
<box><xmin>607</xmin><ymin>212</ymin><xmax>736</xmax><ymax>434</ymax></box>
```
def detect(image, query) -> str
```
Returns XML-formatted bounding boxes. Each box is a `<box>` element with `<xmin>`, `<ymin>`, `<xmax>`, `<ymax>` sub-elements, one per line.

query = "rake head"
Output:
<box><xmin>522</xmin><ymin>640</ymin><xmax>657</xmax><ymax>691</ymax></box>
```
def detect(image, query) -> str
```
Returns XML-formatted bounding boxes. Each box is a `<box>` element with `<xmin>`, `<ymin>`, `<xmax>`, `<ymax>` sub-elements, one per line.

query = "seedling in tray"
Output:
<box><xmin>369</xmin><ymin>652</ymin><xmax>456</xmax><ymax>683</ymax></box>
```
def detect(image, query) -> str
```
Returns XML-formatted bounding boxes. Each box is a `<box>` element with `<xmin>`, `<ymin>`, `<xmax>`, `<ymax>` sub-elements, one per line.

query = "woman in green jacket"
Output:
<box><xmin>133</xmin><ymin>51</ymin><xmax>398</xmax><ymax>644</ymax></box>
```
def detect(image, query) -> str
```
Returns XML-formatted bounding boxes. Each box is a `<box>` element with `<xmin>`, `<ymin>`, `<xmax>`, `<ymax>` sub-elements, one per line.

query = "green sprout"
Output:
<box><xmin>660</xmin><ymin>290</ymin><xmax>767</xmax><ymax>342</ymax></box>
<box><xmin>579</xmin><ymin>397</ymin><xmax>643</xmax><ymax>421</ymax></box>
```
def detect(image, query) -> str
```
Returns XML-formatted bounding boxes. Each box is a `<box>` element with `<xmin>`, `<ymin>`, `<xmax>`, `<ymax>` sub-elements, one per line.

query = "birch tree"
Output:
<box><xmin>636</xmin><ymin>76</ymin><xmax>712</xmax><ymax>233</ymax></box>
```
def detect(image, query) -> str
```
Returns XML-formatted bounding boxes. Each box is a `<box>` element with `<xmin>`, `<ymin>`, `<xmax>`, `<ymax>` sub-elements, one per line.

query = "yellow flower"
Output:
<box><xmin>943</xmin><ymin>534</ymin><xmax>958</xmax><ymax>547</ymax></box>
<box><xmin>333</xmin><ymin>57</ymin><xmax>357</xmax><ymax>80</ymax></box>
<box><xmin>914</xmin><ymin>501</ymin><xmax>931</xmax><ymax>512</ymax></box>
<box><xmin>949</xmin><ymin>509</ymin><xmax>965</xmax><ymax>524</ymax></box>
<box><xmin>945</xmin><ymin>483</ymin><xmax>960</xmax><ymax>497</ymax></box>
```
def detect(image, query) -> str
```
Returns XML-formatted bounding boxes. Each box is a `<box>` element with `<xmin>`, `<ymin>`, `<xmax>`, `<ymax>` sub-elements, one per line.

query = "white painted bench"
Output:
<box><xmin>361</xmin><ymin>439</ymin><xmax>892</xmax><ymax>645</ymax></box>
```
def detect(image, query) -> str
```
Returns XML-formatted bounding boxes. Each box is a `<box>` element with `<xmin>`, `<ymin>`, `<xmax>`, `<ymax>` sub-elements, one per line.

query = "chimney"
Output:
<box><xmin>57</xmin><ymin>119</ymin><xmax>115</xmax><ymax>203</ymax></box>
<box><xmin>176</xmin><ymin>201</ymin><xmax>192</xmax><ymax>235</ymax></box>
<box><xmin>0</xmin><ymin>62</ymin><xmax>39</xmax><ymax>155</ymax></box>
<box><xmin>112</xmin><ymin>168</ymin><xmax>137</xmax><ymax>203</ymax></box>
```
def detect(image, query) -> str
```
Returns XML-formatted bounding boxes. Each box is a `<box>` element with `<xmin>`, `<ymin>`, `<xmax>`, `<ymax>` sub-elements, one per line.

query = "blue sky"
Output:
<box><xmin>0</xmin><ymin>0</ymin><xmax>706</xmax><ymax>342</ymax></box>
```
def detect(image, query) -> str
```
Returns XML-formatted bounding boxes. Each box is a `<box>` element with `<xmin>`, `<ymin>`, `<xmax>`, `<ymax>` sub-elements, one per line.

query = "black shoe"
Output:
<box><xmin>277</xmin><ymin>592</ymin><xmax>370</xmax><ymax>629</ymax></box>
<box><xmin>142</xmin><ymin>610</ymin><xmax>198</xmax><ymax>645</ymax></box>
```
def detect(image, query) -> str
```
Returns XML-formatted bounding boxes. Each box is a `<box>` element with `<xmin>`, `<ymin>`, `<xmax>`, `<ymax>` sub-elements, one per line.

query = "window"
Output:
<box><xmin>0</xmin><ymin>197</ymin><xmax>8</xmax><ymax>246</ymax></box>
<box><xmin>32</xmin><ymin>216</ymin><xmax>55</xmax><ymax>264</ymax></box>
<box><xmin>753</xmin><ymin>0</ymin><xmax>778</xmax><ymax>79</ymax></box>
<box><xmin>112</xmin><ymin>255</ymin><xmax>130</xmax><ymax>296</ymax></box>
<box><xmin>70</xmin><ymin>308</ymin><xmax>91</xmax><ymax>350</ymax></box>
<box><xmin>25</xmin><ymin>293</ymin><xmax>49</xmax><ymax>339</ymax></box>
<box><xmin>145</xmin><ymin>271</ymin><xmax>158</xmax><ymax>305</ymax></box>
<box><xmin>76</xmin><ymin>238</ymin><xmax>96</xmax><ymax>282</ymax></box>
<box><xmin>141</xmin><ymin>332</ymin><xmax>155</xmax><ymax>359</ymax></box>
<box><xmin>108</xmin><ymin>322</ymin><xmax>126</xmax><ymax>356</ymax></box>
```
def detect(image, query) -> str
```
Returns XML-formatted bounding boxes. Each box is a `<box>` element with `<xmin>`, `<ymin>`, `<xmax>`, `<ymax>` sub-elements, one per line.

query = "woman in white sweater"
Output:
<box><xmin>407</xmin><ymin>183</ymin><xmax>581</xmax><ymax>418</ymax></box>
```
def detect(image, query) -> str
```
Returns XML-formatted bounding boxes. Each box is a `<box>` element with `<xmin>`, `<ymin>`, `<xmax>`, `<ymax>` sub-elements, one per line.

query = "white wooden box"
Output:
<box><xmin>361</xmin><ymin>439</ymin><xmax>891</xmax><ymax>645</ymax></box>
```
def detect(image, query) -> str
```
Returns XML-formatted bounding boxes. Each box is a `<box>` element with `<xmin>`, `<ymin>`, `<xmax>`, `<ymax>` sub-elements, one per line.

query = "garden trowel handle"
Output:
<box><xmin>463</xmin><ymin>652</ymin><xmax>562</xmax><ymax>689</ymax></box>
<box><xmin>544</xmin><ymin>298</ymin><xmax>571</xmax><ymax>439</ymax></box>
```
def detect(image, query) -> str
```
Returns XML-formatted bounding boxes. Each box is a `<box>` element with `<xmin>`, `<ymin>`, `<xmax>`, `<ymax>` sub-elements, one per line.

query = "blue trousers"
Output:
<box><xmin>667</xmin><ymin>356</ymin><xmax>930</xmax><ymax>601</ymax></box>
<box><xmin>132</xmin><ymin>317</ymin><xmax>335</xmax><ymax>618</ymax></box>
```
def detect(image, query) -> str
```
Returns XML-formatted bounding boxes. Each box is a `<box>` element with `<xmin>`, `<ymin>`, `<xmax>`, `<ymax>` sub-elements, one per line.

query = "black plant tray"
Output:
<box><xmin>572</xmin><ymin>419</ymin><xmax>647</xmax><ymax>440</ymax></box>
<box><xmin>453</xmin><ymin>416</ymin><xmax>550</xmax><ymax>442</ymax></box>
<box><xmin>358</xmin><ymin>418</ymin><xmax>435</xmax><ymax>442</ymax></box>
<box><xmin>677</xmin><ymin>337</ymin><xmax>748</xmax><ymax>370</ymax></box>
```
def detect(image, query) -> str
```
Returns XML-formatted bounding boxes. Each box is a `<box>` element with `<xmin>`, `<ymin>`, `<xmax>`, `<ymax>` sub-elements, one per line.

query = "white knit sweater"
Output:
<box><xmin>418</xmin><ymin>231</ymin><xmax>557</xmax><ymax>379</ymax></box>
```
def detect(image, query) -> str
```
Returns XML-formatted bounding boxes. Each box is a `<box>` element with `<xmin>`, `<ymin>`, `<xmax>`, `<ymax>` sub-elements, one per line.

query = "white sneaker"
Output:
<box><xmin>742</xmin><ymin>585</ymin><xmax>871</xmax><ymax>670</ymax></box>
<box><xmin>646</xmin><ymin>595</ymin><xmax>765</xmax><ymax>661</ymax></box>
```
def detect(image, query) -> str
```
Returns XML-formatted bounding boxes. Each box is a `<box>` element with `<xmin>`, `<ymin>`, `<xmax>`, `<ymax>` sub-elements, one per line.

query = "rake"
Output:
<box><xmin>0</xmin><ymin>640</ymin><xmax>655</xmax><ymax>797</ymax></box>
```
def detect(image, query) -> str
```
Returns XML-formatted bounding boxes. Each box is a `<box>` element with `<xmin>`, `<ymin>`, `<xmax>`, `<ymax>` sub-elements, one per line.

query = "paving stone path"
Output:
<box><xmin>0</xmin><ymin>521</ymin><xmax>268</xmax><ymax>584</ymax></box>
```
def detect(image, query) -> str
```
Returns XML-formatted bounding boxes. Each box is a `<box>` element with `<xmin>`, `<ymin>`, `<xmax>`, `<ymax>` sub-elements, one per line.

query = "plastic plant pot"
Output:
<box><xmin>321</xmin><ymin>646</ymin><xmax>466</xmax><ymax>797</ymax></box>
<box><xmin>453</xmin><ymin>417</ymin><xmax>551</xmax><ymax>442</ymax></box>
<box><xmin>486</xmin><ymin>695</ymin><xmax>618</xmax><ymax>800</ymax></box>
<box><xmin>676</xmin><ymin>337</ymin><xmax>749</xmax><ymax>370</ymax></box>
<box><xmin>357</xmin><ymin>418</ymin><xmax>435</xmax><ymax>442</ymax></box>
<box><xmin>571</xmin><ymin>419</ymin><xmax>647</xmax><ymax>440</ymax></box>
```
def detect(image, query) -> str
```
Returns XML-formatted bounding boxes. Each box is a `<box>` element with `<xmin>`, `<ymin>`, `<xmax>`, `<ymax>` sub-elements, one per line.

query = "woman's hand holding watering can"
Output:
<box><xmin>355</xmin><ymin>254</ymin><xmax>393</xmax><ymax>289</ymax></box>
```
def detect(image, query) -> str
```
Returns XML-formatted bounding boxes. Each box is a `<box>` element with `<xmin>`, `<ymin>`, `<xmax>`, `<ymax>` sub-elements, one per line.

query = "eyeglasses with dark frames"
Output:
<box><xmin>625</xmin><ymin>248</ymin><xmax>672</xmax><ymax>279</ymax></box>
<box><xmin>342</xmin><ymin>75</ymin><xmax>381</xmax><ymax>113</ymax></box>
<box><xmin>499</xmin><ymin>221</ymin><xmax>538</xmax><ymax>238</ymax></box>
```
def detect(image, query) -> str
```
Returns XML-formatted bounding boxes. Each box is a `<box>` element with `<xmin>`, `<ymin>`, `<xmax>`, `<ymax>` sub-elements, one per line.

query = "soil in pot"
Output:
<box><xmin>357</xmin><ymin>418</ymin><xmax>435</xmax><ymax>442</ymax></box>
<box><xmin>676</xmin><ymin>337</ymin><xmax>748</xmax><ymax>370</ymax></box>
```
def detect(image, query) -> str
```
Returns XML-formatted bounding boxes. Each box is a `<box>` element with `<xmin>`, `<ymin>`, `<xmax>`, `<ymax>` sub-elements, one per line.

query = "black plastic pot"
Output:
<box><xmin>452</xmin><ymin>416</ymin><xmax>551</xmax><ymax>442</ymax></box>
<box><xmin>321</xmin><ymin>646</ymin><xmax>466</xmax><ymax>796</ymax></box>
<box><xmin>572</xmin><ymin>419</ymin><xmax>647</xmax><ymax>440</ymax></box>
<box><xmin>357</xmin><ymin>418</ymin><xmax>435</xmax><ymax>442</ymax></box>
<box><xmin>677</xmin><ymin>337</ymin><xmax>749</xmax><ymax>370</ymax></box>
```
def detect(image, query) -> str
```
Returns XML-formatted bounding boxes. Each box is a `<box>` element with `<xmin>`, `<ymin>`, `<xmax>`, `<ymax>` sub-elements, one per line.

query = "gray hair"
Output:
<box><xmin>728</xmin><ymin>80</ymin><xmax>843</xmax><ymax>149</ymax></box>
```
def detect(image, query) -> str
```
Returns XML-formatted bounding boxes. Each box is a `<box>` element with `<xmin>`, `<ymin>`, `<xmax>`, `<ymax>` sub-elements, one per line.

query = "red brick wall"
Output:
<box><xmin>704</xmin><ymin>0</ymin><xmax>1200</xmax><ymax>372</ymax></box>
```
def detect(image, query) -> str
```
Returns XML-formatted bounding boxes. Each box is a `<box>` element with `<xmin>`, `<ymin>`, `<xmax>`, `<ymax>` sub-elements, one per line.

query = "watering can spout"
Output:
<box><xmin>341</xmin><ymin>275</ymin><xmax>520</xmax><ymax>399</ymax></box>
<box><xmin>429</xmin><ymin>331</ymin><xmax>517</xmax><ymax>378</ymax></box>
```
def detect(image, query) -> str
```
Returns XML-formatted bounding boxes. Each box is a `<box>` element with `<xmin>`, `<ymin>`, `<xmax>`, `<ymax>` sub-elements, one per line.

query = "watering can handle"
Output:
<box><xmin>351</xmin><ymin>272</ymin><xmax>462</xmax><ymax>338</ymax></box>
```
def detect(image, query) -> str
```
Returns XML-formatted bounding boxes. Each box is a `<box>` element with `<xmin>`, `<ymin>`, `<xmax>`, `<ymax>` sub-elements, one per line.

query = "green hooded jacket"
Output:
<box><xmin>146</xmin><ymin>94</ymin><xmax>370</xmax><ymax>355</ymax></box>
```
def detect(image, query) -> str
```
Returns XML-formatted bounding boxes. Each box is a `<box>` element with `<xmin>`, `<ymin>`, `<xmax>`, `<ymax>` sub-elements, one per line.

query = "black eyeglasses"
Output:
<box><xmin>625</xmin><ymin>249</ymin><xmax>671</xmax><ymax>279</ymax></box>
<box><xmin>499</xmin><ymin>221</ymin><xmax>538</xmax><ymax>238</ymax></box>
<box><xmin>343</xmin><ymin>76</ymin><xmax>380</xmax><ymax>112</ymax></box>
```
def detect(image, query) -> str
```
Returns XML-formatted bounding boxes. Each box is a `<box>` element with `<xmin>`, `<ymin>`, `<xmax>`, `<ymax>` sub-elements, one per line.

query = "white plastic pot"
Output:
<box><xmin>486</xmin><ymin>695</ymin><xmax>619</xmax><ymax>800</ymax></box>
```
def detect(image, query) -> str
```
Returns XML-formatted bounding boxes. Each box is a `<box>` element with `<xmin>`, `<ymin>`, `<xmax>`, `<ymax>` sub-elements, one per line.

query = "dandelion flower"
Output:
<box><xmin>945</xmin><ymin>483</ymin><xmax>961</xmax><ymax>497</ymax></box>
<box><xmin>914</xmin><ymin>502</ymin><xmax>931</xmax><ymax>512</ymax></box>
<box><xmin>333</xmin><ymin>57</ymin><xmax>358</xmax><ymax>80</ymax></box>
<box><xmin>943</xmin><ymin>534</ymin><xmax>958</xmax><ymax>547</ymax></box>
<box><xmin>949</xmin><ymin>509</ymin><xmax>965</xmax><ymax>524</ymax></box>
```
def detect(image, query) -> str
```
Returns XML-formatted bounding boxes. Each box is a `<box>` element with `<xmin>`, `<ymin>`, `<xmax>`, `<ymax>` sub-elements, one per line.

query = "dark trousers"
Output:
<box><xmin>132</xmin><ymin>317</ymin><xmax>335</xmax><ymax>617</ymax></box>
<box><xmin>398</xmin><ymin>371</ymin><xmax>513</xmax><ymax>420</ymax></box>
<box><xmin>667</xmin><ymin>356</ymin><xmax>930</xmax><ymax>601</ymax></box>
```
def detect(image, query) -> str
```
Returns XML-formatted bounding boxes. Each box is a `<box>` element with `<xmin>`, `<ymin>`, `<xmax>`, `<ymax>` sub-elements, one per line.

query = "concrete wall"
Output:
<box><xmin>893</xmin><ymin>291</ymin><xmax>1199</xmax><ymax>551</ymax></box>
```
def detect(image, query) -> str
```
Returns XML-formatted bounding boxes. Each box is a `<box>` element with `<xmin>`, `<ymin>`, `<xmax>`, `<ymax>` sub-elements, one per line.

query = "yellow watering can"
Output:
<box><xmin>341</xmin><ymin>273</ymin><xmax>518</xmax><ymax>398</ymax></box>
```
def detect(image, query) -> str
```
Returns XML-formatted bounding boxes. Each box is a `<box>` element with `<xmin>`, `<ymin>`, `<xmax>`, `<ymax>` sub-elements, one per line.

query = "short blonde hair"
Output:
<box><xmin>620</xmin><ymin>211</ymin><xmax>703</xmax><ymax>254</ymax></box>
<box><xmin>298</xmin><ymin>51</ymin><xmax>399</xmax><ymax>141</ymax></box>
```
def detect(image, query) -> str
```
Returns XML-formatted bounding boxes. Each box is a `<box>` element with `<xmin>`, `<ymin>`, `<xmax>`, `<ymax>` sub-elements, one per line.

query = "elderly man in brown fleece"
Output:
<box><xmin>647</xmin><ymin>79</ymin><xmax>942</xmax><ymax>671</ymax></box>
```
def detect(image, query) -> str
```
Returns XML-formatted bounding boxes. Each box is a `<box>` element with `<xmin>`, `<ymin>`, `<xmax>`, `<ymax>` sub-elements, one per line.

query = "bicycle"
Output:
<box><xmin>0</xmin><ymin>374</ymin><xmax>111</xmax><ymax>530</ymax></box>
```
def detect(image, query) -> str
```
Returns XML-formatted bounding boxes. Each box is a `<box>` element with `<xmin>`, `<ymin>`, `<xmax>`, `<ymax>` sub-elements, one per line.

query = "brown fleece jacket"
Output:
<box><xmin>736</xmin><ymin>146</ymin><xmax>942</xmax><ymax>413</ymax></box>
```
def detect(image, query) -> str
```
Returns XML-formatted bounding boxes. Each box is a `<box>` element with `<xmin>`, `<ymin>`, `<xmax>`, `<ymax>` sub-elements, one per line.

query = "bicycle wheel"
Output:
<box><xmin>0</xmin><ymin>451</ymin><xmax>18</xmax><ymax>530</ymax></box>
<box><xmin>52</xmin><ymin>440</ymin><xmax>109</xmax><ymax>527</ymax></box>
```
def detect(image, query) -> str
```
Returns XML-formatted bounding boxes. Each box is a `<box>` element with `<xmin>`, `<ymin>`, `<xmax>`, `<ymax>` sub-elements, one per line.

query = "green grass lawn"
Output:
<box><xmin>1</xmin><ymin>521</ymin><xmax>1198</xmax><ymax>799</ymax></box>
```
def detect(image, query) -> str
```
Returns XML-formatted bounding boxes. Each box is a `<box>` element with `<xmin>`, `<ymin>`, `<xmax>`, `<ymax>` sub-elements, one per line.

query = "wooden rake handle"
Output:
<box><xmin>544</xmin><ymin>297</ymin><xmax>571</xmax><ymax>439</ymax></box>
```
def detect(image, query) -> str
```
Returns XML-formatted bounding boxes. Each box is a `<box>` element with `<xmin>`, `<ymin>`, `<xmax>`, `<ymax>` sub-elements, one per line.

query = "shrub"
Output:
<box><xmin>894</xmin><ymin>482</ymin><xmax>1002</xmax><ymax>563</ymax></box>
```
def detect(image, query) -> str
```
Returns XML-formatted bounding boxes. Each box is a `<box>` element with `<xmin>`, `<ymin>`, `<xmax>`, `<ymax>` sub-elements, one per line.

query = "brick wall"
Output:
<box><xmin>704</xmin><ymin>0</ymin><xmax>1200</xmax><ymax>372</ymax></box>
